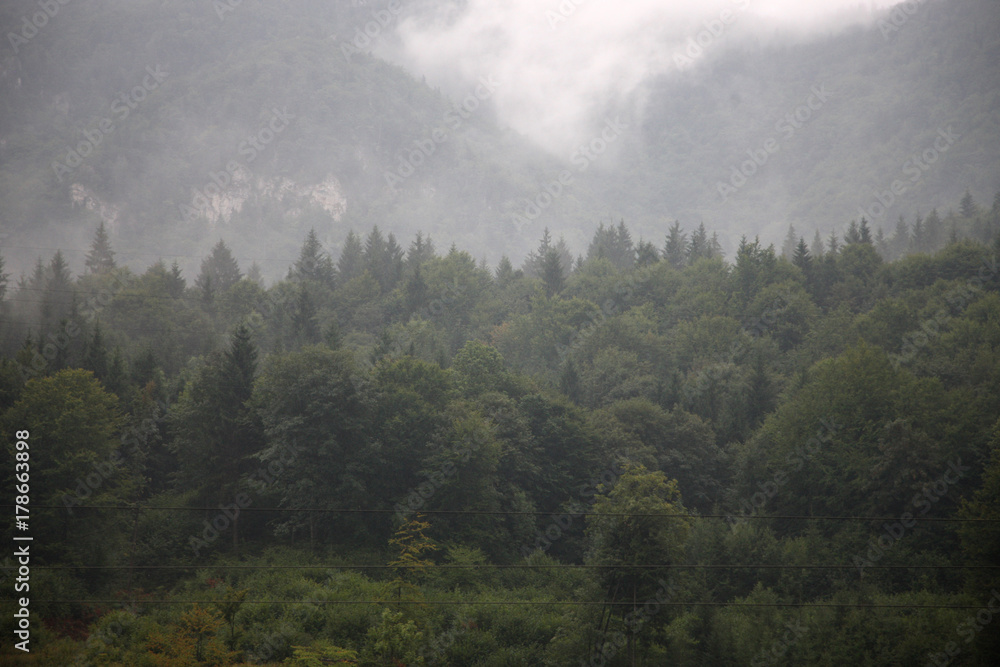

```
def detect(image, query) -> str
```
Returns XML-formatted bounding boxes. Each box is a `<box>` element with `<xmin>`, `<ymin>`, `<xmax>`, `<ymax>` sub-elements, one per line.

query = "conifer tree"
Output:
<box><xmin>523</xmin><ymin>228</ymin><xmax>553</xmax><ymax>277</ymax></box>
<box><xmin>663</xmin><ymin>221</ymin><xmax>687</xmax><ymax>268</ymax></box>
<box><xmin>811</xmin><ymin>229</ymin><xmax>825</xmax><ymax>260</ymax></box>
<box><xmin>635</xmin><ymin>239</ymin><xmax>659</xmax><ymax>267</ymax></box>
<box><xmin>383</xmin><ymin>233</ymin><xmax>405</xmax><ymax>289</ymax></box>
<box><xmin>406</xmin><ymin>231</ymin><xmax>436</xmax><ymax>269</ymax></box>
<box><xmin>859</xmin><ymin>217</ymin><xmax>873</xmax><ymax>244</ymax></box>
<box><xmin>364</xmin><ymin>226</ymin><xmax>403</xmax><ymax>290</ymax></box>
<box><xmin>587</xmin><ymin>223</ymin><xmax>611</xmax><ymax>263</ymax></box>
<box><xmin>709</xmin><ymin>232</ymin><xmax>724</xmax><ymax>258</ymax></box>
<box><xmin>84</xmin><ymin>222</ymin><xmax>116</xmax><ymax>274</ymax></box>
<box><xmin>781</xmin><ymin>223</ymin><xmax>798</xmax><ymax>259</ymax></box>
<box><xmin>541</xmin><ymin>249</ymin><xmax>565</xmax><ymax>297</ymax></box>
<box><xmin>554</xmin><ymin>236</ymin><xmax>575</xmax><ymax>275</ymax></box>
<box><xmin>168</xmin><ymin>261</ymin><xmax>186</xmax><ymax>298</ymax></box>
<box><xmin>587</xmin><ymin>221</ymin><xmax>636</xmax><ymax>269</ymax></box>
<box><xmin>688</xmin><ymin>223</ymin><xmax>709</xmax><ymax>262</ymax></box>
<box><xmin>792</xmin><ymin>236</ymin><xmax>812</xmax><ymax>274</ymax></box>
<box><xmin>364</xmin><ymin>226</ymin><xmax>387</xmax><ymax>274</ymax></box>
<box><xmin>389</xmin><ymin>514</ymin><xmax>437</xmax><ymax>585</ymax></box>
<box><xmin>388</xmin><ymin>514</ymin><xmax>437</xmax><ymax>607</ymax></box>
<box><xmin>291</xmin><ymin>228</ymin><xmax>335</xmax><ymax>287</ymax></box>
<box><xmin>495</xmin><ymin>256</ymin><xmax>515</xmax><ymax>287</ymax></box>
<box><xmin>614</xmin><ymin>219</ymin><xmax>636</xmax><ymax>269</ymax></box>
<box><xmin>27</xmin><ymin>256</ymin><xmax>46</xmax><ymax>292</ymax></box>
<box><xmin>196</xmin><ymin>240</ymin><xmax>242</xmax><ymax>295</ymax></box>
<box><xmin>845</xmin><ymin>220</ymin><xmax>862</xmax><ymax>244</ymax></box>
<box><xmin>337</xmin><ymin>230</ymin><xmax>364</xmax><ymax>282</ymax></box>
<box><xmin>42</xmin><ymin>250</ymin><xmax>73</xmax><ymax>328</ymax></box>
<box><xmin>246</xmin><ymin>262</ymin><xmax>263</xmax><ymax>285</ymax></box>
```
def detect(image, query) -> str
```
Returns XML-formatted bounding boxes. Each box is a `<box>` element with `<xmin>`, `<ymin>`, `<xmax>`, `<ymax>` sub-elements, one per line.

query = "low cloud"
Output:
<box><xmin>386</xmin><ymin>0</ymin><xmax>892</xmax><ymax>156</ymax></box>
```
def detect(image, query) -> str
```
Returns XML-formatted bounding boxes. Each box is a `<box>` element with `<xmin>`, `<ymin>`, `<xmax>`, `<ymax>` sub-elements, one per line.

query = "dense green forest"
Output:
<box><xmin>2</xmin><ymin>0</ymin><xmax>1000</xmax><ymax>662</ymax></box>
<box><xmin>1</xmin><ymin>195</ymin><xmax>999</xmax><ymax>664</ymax></box>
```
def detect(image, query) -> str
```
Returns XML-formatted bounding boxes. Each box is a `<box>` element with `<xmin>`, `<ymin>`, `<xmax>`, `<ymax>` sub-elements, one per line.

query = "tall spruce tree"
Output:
<box><xmin>781</xmin><ymin>224</ymin><xmax>798</xmax><ymax>259</ymax></box>
<box><xmin>688</xmin><ymin>223</ymin><xmax>709</xmax><ymax>262</ymax></box>
<box><xmin>553</xmin><ymin>237</ymin><xmax>575</xmax><ymax>275</ymax></box>
<box><xmin>406</xmin><ymin>231</ymin><xmax>436</xmax><ymax>270</ymax></box>
<box><xmin>614</xmin><ymin>219</ymin><xmax>636</xmax><ymax>269</ymax></box>
<box><xmin>541</xmin><ymin>249</ymin><xmax>565</xmax><ymax>297</ymax></box>
<box><xmin>172</xmin><ymin>325</ymin><xmax>262</xmax><ymax>555</ymax></box>
<box><xmin>792</xmin><ymin>236</ymin><xmax>812</xmax><ymax>274</ymax></box>
<box><xmin>827</xmin><ymin>231</ymin><xmax>840</xmax><ymax>254</ymax></box>
<box><xmin>42</xmin><ymin>250</ymin><xmax>73</xmax><ymax>329</ymax></box>
<box><xmin>811</xmin><ymin>230</ymin><xmax>825</xmax><ymax>260</ymax></box>
<box><xmin>196</xmin><ymin>240</ymin><xmax>242</xmax><ymax>295</ymax></box>
<box><xmin>495</xmin><ymin>256</ymin><xmax>516</xmax><ymax>287</ymax></box>
<box><xmin>291</xmin><ymin>229</ymin><xmax>335</xmax><ymax>287</ymax></box>
<box><xmin>523</xmin><ymin>228</ymin><xmax>554</xmax><ymax>277</ymax></box>
<box><xmin>709</xmin><ymin>232</ymin><xmax>723</xmax><ymax>258</ymax></box>
<box><xmin>383</xmin><ymin>233</ymin><xmax>405</xmax><ymax>289</ymax></box>
<box><xmin>167</xmin><ymin>261</ymin><xmax>186</xmax><ymax>298</ymax></box>
<box><xmin>924</xmin><ymin>209</ymin><xmax>943</xmax><ymax>251</ymax></box>
<box><xmin>664</xmin><ymin>221</ymin><xmax>687</xmax><ymax>268</ymax></box>
<box><xmin>337</xmin><ymin>230</ymin><xmax>364</xmax><ymax>282</ymax></box>
<box><xmin>859</xmin><ymin>217</ymin><xmax>873</xmax><ymax>244</ymax></box>
<box><xmin>84</xmin><ymin>222</ymin><xmax>116</xmax><ymax>275</ymax></box>
<box><xmin>845</xmin><ymin>220</ymin><xmax>862</xmax><ymax>244</ymax></box>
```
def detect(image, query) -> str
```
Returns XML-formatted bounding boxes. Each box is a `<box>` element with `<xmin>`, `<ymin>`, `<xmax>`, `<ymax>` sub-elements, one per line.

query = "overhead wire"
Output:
<box><xmin>7</xmin><ymin>504</ymin><xmax>995</xmax><ymax>522</ymax></box>
<box><xmin>31</xmin><ymin>564</ymin><xmax>1000</xmax><ymax>571</ymax></box>
<box><xmin>25</xmin><ymin>600</ymin><xmax>993</xmax><ymax>610</ymax></box>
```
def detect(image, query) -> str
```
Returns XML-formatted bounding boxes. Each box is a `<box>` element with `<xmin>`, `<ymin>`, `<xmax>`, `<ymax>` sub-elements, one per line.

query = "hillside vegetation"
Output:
<box><xmin>1</xmin><ymin>205</ymin><xmax>999</xmax><ymax>664</ymax></box>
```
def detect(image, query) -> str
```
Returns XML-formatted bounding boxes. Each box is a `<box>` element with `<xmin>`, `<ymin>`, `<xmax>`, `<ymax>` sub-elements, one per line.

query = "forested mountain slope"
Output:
<box><xmin>0</xmin><ymin>210</ymin><xmax>998</xmax><ymax>664</ymax></box>
<box><xmin>1</xmin><ymin>0</ymin><xmax>998</xmax><ymax>275</ymax></box>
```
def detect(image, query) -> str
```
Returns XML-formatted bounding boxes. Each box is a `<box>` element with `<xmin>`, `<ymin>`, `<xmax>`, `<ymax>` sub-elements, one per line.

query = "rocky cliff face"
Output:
<box><xmin>72</xmin><ymin>173</ymin><xmax>346</xmax><ymax>230</ymax></box>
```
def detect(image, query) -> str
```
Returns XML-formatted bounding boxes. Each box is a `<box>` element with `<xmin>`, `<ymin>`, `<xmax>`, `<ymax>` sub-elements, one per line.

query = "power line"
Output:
<box><xmin>31</xmin><ymin>600</ymin><xmax>992</xmax><ymax>610</ymax></box>
<box><xmin>8</xmin><ymin>505</ymin><xmax>996</xmax><ymax>522</ymax></box>
<box><xmin>32</xmin><ymin>564</ymin><xmax>1000</xmax><ymax>571</ymax></box>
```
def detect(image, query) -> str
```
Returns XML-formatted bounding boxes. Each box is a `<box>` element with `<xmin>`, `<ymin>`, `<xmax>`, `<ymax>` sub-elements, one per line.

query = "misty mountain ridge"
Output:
<box><xmin>0</xmin><ymin>0</ymin><xmax>996</xmax><ymax>279</ymax></box>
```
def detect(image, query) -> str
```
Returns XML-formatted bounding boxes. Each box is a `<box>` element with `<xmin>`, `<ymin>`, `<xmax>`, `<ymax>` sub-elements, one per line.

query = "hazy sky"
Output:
<box><xmin>388</xmin><ymin>0</ymin><xmax>898</xmax><ymax>155</ymax></box>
